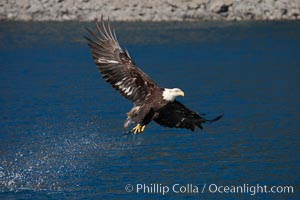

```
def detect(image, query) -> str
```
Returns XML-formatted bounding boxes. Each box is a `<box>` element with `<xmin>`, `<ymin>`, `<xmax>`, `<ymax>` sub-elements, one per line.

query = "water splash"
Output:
<box><xmin>0</xmin><ymin>119</ymin><xmax>143</xmax><ymax>193</ymax></box>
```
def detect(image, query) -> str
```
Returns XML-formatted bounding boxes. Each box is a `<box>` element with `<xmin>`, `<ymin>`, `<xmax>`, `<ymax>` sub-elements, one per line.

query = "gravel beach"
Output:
<box><xmin>1</xmin><ymin>0</ymin><xmax>300</xmax><ymax>21</ymax></box>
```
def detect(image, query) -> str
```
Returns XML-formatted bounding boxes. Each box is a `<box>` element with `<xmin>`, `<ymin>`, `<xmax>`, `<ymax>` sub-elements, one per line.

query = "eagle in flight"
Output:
<box><xmin>85</xmin><ymin>16</ymin><xmax>223</xmax><ymax>134</ymax></box>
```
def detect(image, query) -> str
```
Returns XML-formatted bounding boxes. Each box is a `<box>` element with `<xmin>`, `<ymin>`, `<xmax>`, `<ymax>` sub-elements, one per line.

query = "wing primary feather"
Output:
<box><xmin>89</xmin><ymin>46</ymin><xmax>112</xmax><ymax>58</ymax></box>
<box><xmin>90</xmin><ymin>46</ymin><xmax>114</xmax><ymax>57</ymax></box>
<box><xmin>88</xmin><ymin>42</ymin><xmax>110</xmax><ymax>52</ymax></box>
<box><xmin>85</xmin><ymin>27</ymin><xmax>102</xmax><ymax>41</ymax></box>
<box><xmin>101</xmin><ymin>16</ymin><xmax>111</xmax><ymax>40</ymax></box>
<box><xmin>84</xmin><ymin>36</ymin><xmax>105</xmax><ymax>49</ymax></box>
<box><xmin>95</xmin><ymin>17</ymin><xmax>108</xmax><ymax>40</ymax></box>
<box><xmin>107</xmin><ymin>17</ymin><xmax>115</xmax><ymax>41</ymax></box>
<box><xmin>84</xmin><ymin>35</ymin><xmax>94</xmax><ymax>44</ymax></box>
<box><xmin>206</xmin><ymin>114</ymin><xmax>224</xmax><ymax>123</ymax></box>
<box><xmin>125</xmin><ymin>49</ymin><xmax>132</xmax><ymax>59</ymax></box>
<box><xmin>112</xmin><ymin>28</ymin><xmax>119</xmax><ymax>44</ymax></box>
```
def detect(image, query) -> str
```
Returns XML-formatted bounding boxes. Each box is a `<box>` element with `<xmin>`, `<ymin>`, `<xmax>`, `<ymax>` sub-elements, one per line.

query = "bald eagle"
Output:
<box><xmin>85</xmin><ymin>16</ymin><xmax>223</xmax><ymax>134</ymax></box>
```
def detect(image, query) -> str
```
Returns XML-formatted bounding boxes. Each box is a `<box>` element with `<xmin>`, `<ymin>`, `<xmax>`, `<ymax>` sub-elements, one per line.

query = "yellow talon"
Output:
<box><xmin>132</xmin><ymin>124</ymin><xmax>141</xmax><ymax>134</ymax></box>
<box><xmin>141</xmin><ymin>125</ymin><xmax>146</xmax><ymax>132</ymax></box>
<box><xmin>131</xmin><ymin>124</ymin><xmax>146</xmax><ymax>134</ymax></box>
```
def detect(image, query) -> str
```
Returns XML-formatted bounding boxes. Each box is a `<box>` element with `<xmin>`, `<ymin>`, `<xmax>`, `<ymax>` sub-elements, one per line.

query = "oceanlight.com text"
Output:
<box><xmin>125</xmin><ymin>183</ymin><xmax>294</xmax><ymax>196</ymax></box>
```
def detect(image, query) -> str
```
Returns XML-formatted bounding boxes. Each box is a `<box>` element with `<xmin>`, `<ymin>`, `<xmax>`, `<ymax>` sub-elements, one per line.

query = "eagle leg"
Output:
<box><xmin>131</xmin><ymin>123</ymin><xmax>146</xmax><ymax>134</ymax></box>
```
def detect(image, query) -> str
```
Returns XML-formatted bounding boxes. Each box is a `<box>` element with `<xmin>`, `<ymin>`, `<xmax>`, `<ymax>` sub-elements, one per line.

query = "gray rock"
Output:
<box><xmin>208</xmin><ymin>0</ymin><xmax>233</xmax><ymax>13</ymax></box>
<box><xmin>0</xmin><ymin>0</ymin><xmax>300</xmax><ymax>21</ymax></box>
<box><xmin>17</xmin><ymin>13</ymin><xmax>32</xmax><ymax>21</ymax></box>
<box><xmin>16</xmin><ymin>0</ymin><xmax>30</xmax><ymax>9</ymax></box>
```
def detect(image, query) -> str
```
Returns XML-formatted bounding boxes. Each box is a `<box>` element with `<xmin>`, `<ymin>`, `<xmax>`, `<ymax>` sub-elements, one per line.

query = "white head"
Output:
<box><xmin>162</xmin><ymin>88</ymin><xmax>185</xmax><ymax>101</ymax></box>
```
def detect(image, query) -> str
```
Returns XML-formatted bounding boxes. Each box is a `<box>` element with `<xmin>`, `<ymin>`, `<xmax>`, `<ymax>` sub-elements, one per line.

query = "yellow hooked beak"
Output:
<box><xmin>179</xmin><ymin>90</ymin><xmax>185</xmax><ymax>97</ymax></box>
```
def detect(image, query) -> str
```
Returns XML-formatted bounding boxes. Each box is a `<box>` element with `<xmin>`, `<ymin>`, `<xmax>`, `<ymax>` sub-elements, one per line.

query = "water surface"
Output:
<box><xmin>0</xmin><ymin>21</ymin><xmax>299</xmax><ymax>199</ymax></box>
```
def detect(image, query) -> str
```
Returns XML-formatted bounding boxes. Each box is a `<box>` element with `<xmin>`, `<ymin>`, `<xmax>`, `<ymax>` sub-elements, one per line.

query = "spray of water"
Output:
<box><xmin>0</xmin><ymin>119</ymin><xmax>143</xmax><ymax>193</ymax></box>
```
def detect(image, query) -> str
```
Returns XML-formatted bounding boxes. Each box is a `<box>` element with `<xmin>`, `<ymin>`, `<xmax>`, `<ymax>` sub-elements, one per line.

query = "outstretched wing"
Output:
<box><xmin>154</xmin><ymin>100</ymin><xmax>223</xmax><ymax>131</ymax></box>
<box><xmin>84</xmin><ymin>16</ymin><xmax>159</xmax><ymax>104</ymax></box>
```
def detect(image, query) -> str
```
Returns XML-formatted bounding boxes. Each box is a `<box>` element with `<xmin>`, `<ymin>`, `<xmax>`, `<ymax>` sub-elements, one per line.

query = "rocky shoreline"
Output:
<box><xmin>1</xmin><ymin>0</ymin><xmax>300</xmax><ymax>21</ymax></box>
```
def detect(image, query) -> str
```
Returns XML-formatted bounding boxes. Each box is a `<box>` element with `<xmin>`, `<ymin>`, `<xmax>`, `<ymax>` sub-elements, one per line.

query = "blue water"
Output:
<box><xmin>0</xmin><ymin>21</ymin><xmax>299</xmax><ymax>199</ymax></box>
